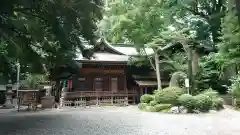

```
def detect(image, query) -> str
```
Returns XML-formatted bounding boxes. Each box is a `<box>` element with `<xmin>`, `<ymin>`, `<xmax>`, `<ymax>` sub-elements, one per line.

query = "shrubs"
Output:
<box><xmin>138</xmin><ymin>86</ymin><xmax>225</xmax><ymax>113</ymax></box>
<box><xmin>202</xmin><ymin>89</ymin><xmax>224</xmax><ymax>111</ymax></box>
<box><xmin>194</xmin><ymin>94</ymin><xmax>213</xmax><ymax>112</ymax></box>
<box><xmin>140</xmin><ymin>94</ymin><xmax>153</xmax><ymax>103</ymax></box>
<box><xmin>212</xmin><ymin>97</ymin><xmax>224</xmax><ymax>110</ymax></box>
<box><xmin>154</xmin><ymin>104</ymin><xmax>172</xmax><ymax>112</ymax></box>
<box><xmin>155</xmin><ymin>87</ymin><xmax>186</xmax><ymax>105</ymax></box>
<box><xmin>145</xmin><ymin>106</ymin><xmax>157</xmax><ymax>112</ymax></box>
<box><xmin>149</xmin><ymin>100</ymin><xmax>158</xmax><ymax>106</ymax></box>
<box><xmin>138</xmin><ymin>103</ymin><xmax>148</xmax><ymax>110</ymax></box>
<box><xmin>202</xmin><ymin>89</ymin><xmax>219</xmax><ymax>99</ymax></box>
<box><xmin>178</xmin><ymin>94</ymin><xmax>196</xmax><ymax>113</ymax></box>
<box><xmin>138</xmin><ymin>103</ymin><xmax>172</xmax><ymax>112</ymax></box>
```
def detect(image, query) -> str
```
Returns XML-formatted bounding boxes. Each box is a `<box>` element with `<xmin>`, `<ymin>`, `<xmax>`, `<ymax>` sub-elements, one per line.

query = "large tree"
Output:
<box><xmin>0</xmin><ymin>0</ymin><xmax>103</xmax><ymax>82</ymax></box>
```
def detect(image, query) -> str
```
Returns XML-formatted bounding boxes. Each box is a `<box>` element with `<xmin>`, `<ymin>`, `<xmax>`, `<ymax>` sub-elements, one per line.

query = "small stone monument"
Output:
<box><xmin>59</xmin><ymin>87</ymin><xmax>68</xmax><ymax>108</ymax></box>
<box><xmin>2</xmin><ymin>80</ymin><xmax>15</xmax><ymax>109</ymax></box>
<box><xmin>41</xmin><ymin>86</ymin><xmax>55</xmax><ymax>109</ymax></box>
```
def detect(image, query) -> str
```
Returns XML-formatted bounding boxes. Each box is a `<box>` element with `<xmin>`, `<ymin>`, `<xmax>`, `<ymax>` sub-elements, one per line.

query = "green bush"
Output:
<box><xmin>160</xmin><ymin>108</ymin><xmax>172</xmax><ymax>113</ymax></box>
<box><xmin>154</xmin><ymin>104</ymin><xmax>172</xmax><ymax>112</ymax></box>
<box><xmin>194</xmin><ymin>94</ymin><xmax>213</xmax><ymax>112</ymax></box>
<box><xmin>212</xmin><ymin>97</ymin><xmax>224</xmax><ymax>110</ymax></box>
<box><xmin>202</xmin><ymin>88</ymin><xmax>224</xmax><ymax>110</ymax></box>
<box><xmin>140</xmin><ymin>94</ymin><xmax>154</xmax><ymax>103</ymax></box>
<box><xmin>155</xmin><ymin>87</ymin><xmax>186</xmax><ymax>105</ymax></box>
<box><xmin>145</xmin><ymin>105</ymin><xmax>157</xmax><ymax>112</ymax></box>
<box><xmin>138</xmin><ymin>103</ymin><xmax>148</xmax><ymax>110</ymax></box>
<box><xmin>149</xmin><ymin>100</ymin><xmax>158</xmax><ymax>106</ymax></box>
<box><xmin>178</xmin><ymin>94</ymin><xmax>196</xmax><ymax>113</ymax></box>
<box><xmin>202</xmin><ymin>88</ymin><xmax>219</xmax><ymax>98</ymax></box>
<box><xmin>229</xmin><ymin>75</ymin><xmax>240</xmax><ymax>99</ymax></box>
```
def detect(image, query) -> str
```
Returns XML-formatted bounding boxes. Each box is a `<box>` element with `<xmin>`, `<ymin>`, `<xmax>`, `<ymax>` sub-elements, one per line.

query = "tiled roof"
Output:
<box><xmin>75</xmin><ymin>38</ymin><xmax>154</xmax><ymax>62</ymax></box>
<box><xmin>103</xmin><ymin>39</ymin><xmax>154</xmax><ymax>56</ymax></box>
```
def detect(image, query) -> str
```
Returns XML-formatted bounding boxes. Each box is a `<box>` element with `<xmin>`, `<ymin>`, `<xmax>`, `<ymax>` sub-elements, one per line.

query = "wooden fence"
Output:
<box><xmin>62</xmin><ymin>91</ymin><xmax>136</xmax><ymax>107</ymax></box>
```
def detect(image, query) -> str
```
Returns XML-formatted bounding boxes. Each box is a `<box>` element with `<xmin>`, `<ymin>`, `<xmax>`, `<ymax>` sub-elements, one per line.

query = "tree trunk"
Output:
<box><xmin>155</xmin><ymin>53</ymin><xmax>162</xmax><ymax>90</ymax></box>
<box><xmin>187</xmin><ymin>47</ymin><xmax>193</xmax><ymax>94</ymax></box>
<box><xmin>192</xmin><ymin>50</ymin><xmax>199</xmax><ymax>94</ymax></box>
<box><xmin>192</xmin><ymin>50</ymin><xmax>199</xmax><ymax>75</ymax></box>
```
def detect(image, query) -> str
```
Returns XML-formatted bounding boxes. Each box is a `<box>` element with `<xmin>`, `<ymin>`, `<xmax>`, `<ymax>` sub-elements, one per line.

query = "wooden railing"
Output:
<box><xmin>65</xmin><ymin>90</ymin><xmax>137</xmax><ymax>99</ymax></box>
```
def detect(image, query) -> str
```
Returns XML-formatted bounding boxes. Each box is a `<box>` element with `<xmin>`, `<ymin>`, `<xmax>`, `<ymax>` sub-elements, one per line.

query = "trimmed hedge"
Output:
<box><xmin>178</xmin><ymin>94</ymin><xmax>196</xmax><ymax>113</ymax></box>
<box><xmin>154</xmin><ymin>104</ymin><xmax>172</xmax><ymax>112</ymax></box>
<box><xmin>145</xmin><ymin>106</ymin><xmax>157</xmax><ymax>112</ymax></box>
<box><xmin>138</xmin><ymin>103</ymin><xmax>148</xmax><ymax>110</ymax></box>
<box><xmin>140</xmin><ymin>94</ymin><xmax>154</xmax><ymax>103</ymax></box>
<box><xmin>155</xmin><ymin>87</ymin><xmax>186</xmax><ymax>105</ymax></box>
<box><xmin>202</xmin><ymin>90</ymin><xmax>219</xmax><ymax>99</ymax></box>
<box><xmin>202</xmin><ymin>89</ymin><xmax>224</xmax><ymax>110</ymax></box>
<box><xmin>194</xmin><ymin>94</ymin><xmax>213</xmax><ymax>112</ymax></box>
<box><xmin>149</xmin><ymin>100</ymin><xmax>158</xmax><ymax>106</ymax></box>
<box><xmin>212</xmin><ymin>97</ymin><xmax>224</xmax><ymax>110</ymax></box>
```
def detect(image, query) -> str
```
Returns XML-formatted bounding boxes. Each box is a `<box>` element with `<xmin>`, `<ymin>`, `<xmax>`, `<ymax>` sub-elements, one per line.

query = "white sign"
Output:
<box><xmin>185</xmin><ymin>79</ymin><xmax>189</xmax><ymax>88</ymax></box>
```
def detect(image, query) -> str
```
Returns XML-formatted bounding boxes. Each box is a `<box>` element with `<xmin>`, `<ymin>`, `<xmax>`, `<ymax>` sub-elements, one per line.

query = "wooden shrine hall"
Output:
<box><xmin>60</xmin><ymin>38</ymin><xmax>169</xmax><ymax>106</ymax></box>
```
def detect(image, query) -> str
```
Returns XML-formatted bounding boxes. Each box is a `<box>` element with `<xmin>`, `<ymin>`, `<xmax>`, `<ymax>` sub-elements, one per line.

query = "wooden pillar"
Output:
<box><xmin>140</xmin><ymin>87</ymin><xmax>143</xmax><ymax>95</ymax></box>
<box><xmin>145</xmin><ymin>87</ymin><xmax>147</xmax><ymax>94</ymax></box>
<box><xmin>124</xmin><ymin>74</ymin><xmax>127</xmax><ymax>93</ymax></box>
<box><xmin>111</xmin><ymin>96</ymin><xmax>113</xmax><ymax>105</ymax></box>
<box><xmin>124</xmin><ymin>73</ymin><xmax>128</xmax><ymax>104</ymax></box>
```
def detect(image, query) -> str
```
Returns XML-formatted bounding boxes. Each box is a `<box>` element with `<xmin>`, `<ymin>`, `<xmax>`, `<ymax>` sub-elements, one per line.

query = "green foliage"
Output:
<box><xmin>140</xmin><ymin>94</ymin><xmax>154</xmax><ymax>104</ymax></box>
<box><xmin>154</xmin><ymin>104</ymin><xmax>172</xmax><ymax>112</ymax></box>
<box><xmin>229</xmin><ymin>74</ymin><xmax>240</xmax><ymax>98</ymax></box>
<box><xmin>22</xmin><ymin>74</ymin><xmax>47</xmax><ymax>89</ymax></box>
<box><xmin>149</xmin><ymin>100</ymin><xmax>158</xmax><ymax>106</ymax></box>
<box><xmin>195</xmin><ymin>54</ymin><xmax>227</xmax><ymax>94</ymax></box>
<box><xmin>212</xmin><ymin>97</ymin><xmax>224</xmax><ymax>110</ymax></box>
<box><xmin>155</xmin><ymin>87</ymin><xmax>186</xmax><ymax>105</ymax></box>
<box><xmin>194</xmin><ymin>94</ymin><xmax>213</xmax><ymax>112</ymax></box>
<box><xmin>145</xmin><ymin>106</ymin><xmax>157</xmax><ymax>112</ymax></box>
<box><xmin>0</xmin><ymin>0</ymin><xmax>103</xmax><ymax>81</ymax></box>
<box><xmin>202</xmin><ymin>88</ymin><xmax>219</xmax><ymax>98</ymax></box>
<box><xmin>138</xmin><ymin>103</ymin><xmax>148</xmax><ymax>110</ymax></box>
<box><xmin>103</xmin><ymin>0</ymin><xmax>169</xmax><ymax>44</ymax></box>
<box><xmin>200</xmin><ymin>89</ymin><xmax>224</xmax><ymax>111</ymax></box>
<box><xmin>178</xmin><ymin>94</ymin><xmax>196</xmax><ymax>113</ymax></box>
<box><xmin>229</xmin><ymin>74</ymin><xmax>240</xmax><ymax>107</ymax></box>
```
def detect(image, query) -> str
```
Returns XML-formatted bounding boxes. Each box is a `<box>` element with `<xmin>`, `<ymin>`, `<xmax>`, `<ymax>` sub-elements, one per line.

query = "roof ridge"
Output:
<box><xmin>111</xmin><ymin>43</ymin><xmax>136</xmax><ymax>47</ymax></box>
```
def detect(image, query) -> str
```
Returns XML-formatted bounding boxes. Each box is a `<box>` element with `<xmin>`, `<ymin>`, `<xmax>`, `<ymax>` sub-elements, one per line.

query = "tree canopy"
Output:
<box><xmin>0</xmin><ymin>0</ymin><xmax>103</xmax><ymax>82</ymax></box>
<box><xmin>98</xmin><ymin>0</ymin><xmax>240</xmax><ymax>93</ymax></box>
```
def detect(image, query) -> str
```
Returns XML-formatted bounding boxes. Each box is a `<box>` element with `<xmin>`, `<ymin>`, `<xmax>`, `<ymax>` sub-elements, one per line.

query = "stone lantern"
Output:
<box><xmin>2</xmin><ymin>80</ymin><xmax>15</xmax><ymax>109</ymax></box>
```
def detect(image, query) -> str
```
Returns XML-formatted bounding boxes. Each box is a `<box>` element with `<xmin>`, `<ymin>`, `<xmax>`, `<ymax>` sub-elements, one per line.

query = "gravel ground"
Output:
<box><xmin>0</xmin><ymin>106</ymin><xmax>240</xmax><ymax>135</ymax></box>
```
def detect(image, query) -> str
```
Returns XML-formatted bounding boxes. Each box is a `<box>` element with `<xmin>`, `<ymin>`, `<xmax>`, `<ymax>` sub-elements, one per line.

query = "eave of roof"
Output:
<box><xmin>135</xmin><ymin>80</ymin><xmax>158</xmax><ymax>86</ymax></box>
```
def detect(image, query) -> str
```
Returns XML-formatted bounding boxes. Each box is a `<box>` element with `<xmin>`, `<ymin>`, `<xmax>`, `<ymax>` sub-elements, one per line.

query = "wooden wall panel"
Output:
<box><xmin>103</xmin><ymin>75</ymin><xmax>110</xmax><ymax>91</ymax></box>
<box><xmin>118</xmin><ymin>75</ymin><xmax>125</xmax><ymax>91</ymax></box>
<box><xmin>74</xmin><ymin>67</ymin><xmax>127</xmax><ymax>92</ymax></box>
<box><xmin>86</xmin><ymin>74</ymin><xmax>93</xmax><ymax>91</ymax></box>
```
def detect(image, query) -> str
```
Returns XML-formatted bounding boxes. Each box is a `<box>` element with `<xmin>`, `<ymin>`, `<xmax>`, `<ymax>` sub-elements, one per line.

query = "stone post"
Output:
<box><xmin>59</xmin><ymin>87</ymin><xmax>68</xmax><ymax>108</ymax></box>
<box><xmin>2</xmin><ymin>80</ymin><xmax>15</xmax><ymax>109</ymax></box>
